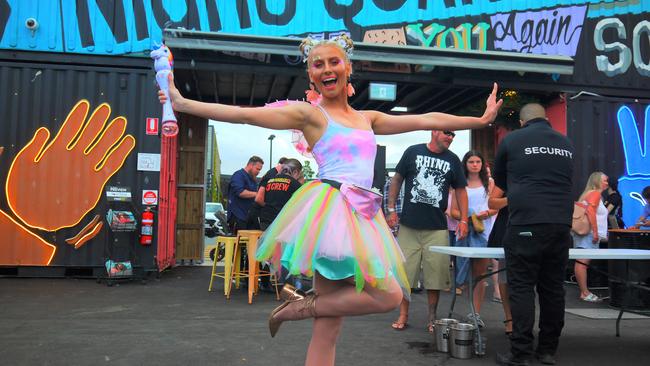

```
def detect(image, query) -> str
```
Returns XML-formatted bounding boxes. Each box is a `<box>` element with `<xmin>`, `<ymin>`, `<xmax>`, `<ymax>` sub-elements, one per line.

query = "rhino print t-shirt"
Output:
<box><xmin>395</xmin><ymin>144</ymin><xmax>466</xmax><ymax>230</ymax></box>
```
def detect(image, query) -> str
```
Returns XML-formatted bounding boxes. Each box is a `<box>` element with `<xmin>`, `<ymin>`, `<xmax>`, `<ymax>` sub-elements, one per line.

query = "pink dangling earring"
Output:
<box><xmin>347</xmin><ymin>78</ymin><xmax>355</xmax><ymax>97</ymax></box>
<box><xmin>305</xmin><ymin>82</ymin><xmax>321</xmax><ymax>104</ymax></box>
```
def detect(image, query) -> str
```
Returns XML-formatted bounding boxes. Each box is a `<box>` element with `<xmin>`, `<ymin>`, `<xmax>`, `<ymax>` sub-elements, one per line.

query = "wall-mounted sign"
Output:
<box><xmin>137</xmin><ymin>153</ymin><xmax>161</xmax><ymax>172</ymax></box>
<box><xmin>369</xmin><ymin>82</ymin><xmax>396</xmax><ymax>101</ymax></box>
<box><xmin>106</xmin><ymin>186</ymin><xmax>132</xmax><ymax>202</ymax></box>
<box><xmin>146</xmin><ymin>118</ymin><xmax>159</xmax><ymax>135</ymax></box>
<box><xmin>142</xmin><ymin>190</ymin><xmax>158</xmax><ymax>205</ymax></box>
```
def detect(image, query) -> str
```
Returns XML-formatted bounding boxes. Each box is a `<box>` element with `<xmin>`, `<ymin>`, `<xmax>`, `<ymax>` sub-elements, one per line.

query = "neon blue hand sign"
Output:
<box><xmin>617</xmin><ymin>105</ymin><xmax>650</xmax><ymax>227</ymax></box>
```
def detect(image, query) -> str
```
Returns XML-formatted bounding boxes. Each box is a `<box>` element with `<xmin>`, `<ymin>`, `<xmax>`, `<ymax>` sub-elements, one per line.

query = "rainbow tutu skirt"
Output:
<box><xmin>255</xmin><ymin>180</ymin><xmax>409</xmax><ymax>293</ymax></box>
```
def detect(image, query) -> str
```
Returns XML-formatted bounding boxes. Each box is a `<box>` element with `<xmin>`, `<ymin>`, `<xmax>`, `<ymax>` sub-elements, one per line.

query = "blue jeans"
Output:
<box><xmin>454</xmin><ymin>228</ymin><xmax>487</xmax><ymax>286</ymax></box>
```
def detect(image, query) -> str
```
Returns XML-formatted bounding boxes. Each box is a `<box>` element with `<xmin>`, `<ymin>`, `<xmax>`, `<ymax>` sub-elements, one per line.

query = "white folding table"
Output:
<box><xmin>428</xmin><ymin>246</ymin><xmax>650</xmax><ymax>351</ymax></box>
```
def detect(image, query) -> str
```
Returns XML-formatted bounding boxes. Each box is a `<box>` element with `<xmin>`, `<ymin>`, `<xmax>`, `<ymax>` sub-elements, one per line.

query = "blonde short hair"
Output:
<box><xmin>299</xmin><ymin>34</ymin><xmax>354</xmax><ymax>65</ymax></box>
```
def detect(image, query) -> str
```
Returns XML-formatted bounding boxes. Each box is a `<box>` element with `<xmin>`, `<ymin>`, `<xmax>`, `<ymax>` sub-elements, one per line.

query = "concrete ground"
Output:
<box><xmin>1</xmin><ymin>264</ymin><xmax>648</xmax><ymax>366</ymax></box>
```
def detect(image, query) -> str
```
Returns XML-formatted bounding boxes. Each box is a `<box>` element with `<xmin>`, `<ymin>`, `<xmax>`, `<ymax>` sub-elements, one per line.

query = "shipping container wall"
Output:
<box><xmin>0</xmin><ymin>58</ymin><xmax>161</xmax><ymax>269</ymax></box>
<box><xmin>1</xmin><ymin>1</ymin><xmax>649</xmax><ymax>92</ymax></box>
<box><xmin>567</xmin><ymin>96</ymin><xmax>650</xmax><ymax>228</ymax></box>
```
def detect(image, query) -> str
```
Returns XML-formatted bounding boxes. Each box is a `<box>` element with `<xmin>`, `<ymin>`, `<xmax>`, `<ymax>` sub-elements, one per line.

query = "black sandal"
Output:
<box><xmin>503</xmin><ymin>319</ymin><xmax>513</xmax><ymax>337</ymax></box>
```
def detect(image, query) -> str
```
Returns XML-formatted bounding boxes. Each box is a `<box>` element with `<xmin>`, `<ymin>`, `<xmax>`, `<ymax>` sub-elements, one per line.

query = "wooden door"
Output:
<box><xmin>176</xmin><ymin>115</ymin><xmax>206</xmax><ymax>260</ymax></box>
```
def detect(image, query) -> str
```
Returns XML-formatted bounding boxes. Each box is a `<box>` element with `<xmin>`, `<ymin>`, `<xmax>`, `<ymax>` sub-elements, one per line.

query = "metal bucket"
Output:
<box><xmin>433</xmin><ymin>318</ymin><xmax>458</xmax><ymax>353</ymax></box>
<box><xmin>449</xmin><ymin>323</ymin><xmax>476</xmax><ymax>359</ymax></box>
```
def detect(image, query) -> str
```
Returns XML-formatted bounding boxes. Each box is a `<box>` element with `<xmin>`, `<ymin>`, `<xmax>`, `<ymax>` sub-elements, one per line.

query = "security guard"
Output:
<box><xmin>493</xmin><ymin>103</ymin><xmax>574</xmax><ymax>366</ymax></box>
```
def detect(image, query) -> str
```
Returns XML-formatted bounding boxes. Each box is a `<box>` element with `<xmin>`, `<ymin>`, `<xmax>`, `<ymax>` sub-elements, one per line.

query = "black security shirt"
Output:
<box><xmin>493</xmin><ymin>118</ymin><xmax>574</xmax><ymax>226</ymax></box>
<box><xmin>396</xmin><ymin>144</ymin><xmax>466</xmax><ymax>230</ymax></box>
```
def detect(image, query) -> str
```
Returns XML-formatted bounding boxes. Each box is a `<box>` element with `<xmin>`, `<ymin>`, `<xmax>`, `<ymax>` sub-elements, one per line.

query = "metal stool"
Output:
<box><xmin>208</xmin><ymin>235</ymin><xmax>239</xmax><ymax>295</ymax></box>
<box><xmin>230</xmin><ymin>230</ymin><xmax>280</xmax><ymax>304</ymax></box>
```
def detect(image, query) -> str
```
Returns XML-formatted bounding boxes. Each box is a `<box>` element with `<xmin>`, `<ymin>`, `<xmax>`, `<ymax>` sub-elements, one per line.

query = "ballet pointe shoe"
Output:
<box><xmin>268</xmin><ymin>284</ymin><xmax>318</xmax><ymax>337</ymax></box>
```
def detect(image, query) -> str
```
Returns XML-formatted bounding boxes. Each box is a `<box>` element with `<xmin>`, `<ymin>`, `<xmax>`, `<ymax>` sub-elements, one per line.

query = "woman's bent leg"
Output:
<box><xmin>314</xmin><ymin>274</ymin><xmax>403</xmax><ymax>317</ymax></box>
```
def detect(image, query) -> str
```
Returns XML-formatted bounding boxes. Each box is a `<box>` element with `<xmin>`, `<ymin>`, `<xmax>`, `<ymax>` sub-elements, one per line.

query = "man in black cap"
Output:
<box><xmin>493</xmin><ymin>103</ymin><xmax>574</xmax><ymax>366</ymax></box>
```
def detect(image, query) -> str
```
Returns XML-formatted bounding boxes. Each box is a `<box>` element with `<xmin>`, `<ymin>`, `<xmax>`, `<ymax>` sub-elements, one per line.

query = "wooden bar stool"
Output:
<box><xmin>232</xmin><ymin>230</ymin><xmax>280</xmax><ymax>304</ymax></box>
<box><xmin>208</xmin><ymin>235</ymin><xmax>239</xmax><ymax>295</ymax></box>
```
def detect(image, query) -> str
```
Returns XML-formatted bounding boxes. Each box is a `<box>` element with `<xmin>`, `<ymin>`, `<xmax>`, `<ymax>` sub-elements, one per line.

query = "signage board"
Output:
<box><xmin>106</xmin><ymin>186</ymin><xmax>132</xmax><ymax>202</ymax></box>
<box><xmin>137</xmin><ymin>153</ymin><xmax>161</xmax><ymax>172</ymax></box>
<box><xmin>142</xmin><ymin>190</ymin><xmax>158</xmax><ymax>205</ymax></box>
<box><xmin>369</xmin><ymin>82</ymin><xmax>397</xmax><ymax>101</ymax></box>
<box><xmin>146</xmin><ymin>117</ymin><xmax>159</xmax><ymax>135</ymax></box>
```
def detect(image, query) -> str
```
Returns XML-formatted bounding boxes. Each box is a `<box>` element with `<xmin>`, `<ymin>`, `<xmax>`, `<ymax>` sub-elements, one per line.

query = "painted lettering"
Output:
<box><xmin>591</xmin><ymin>17</ymin><xmax>650</xmax><ymax>77</ymax></box>
<box><xmin>406</xmin><ymin>22</ymin><xmax>445</xmax><ymax>48</ymax></box>
<box><xmin>256</xmin><ymin>0</ymin><xmax>297</xmax><ymax>26</ymax></box>
<box><xmin>236</xmin><ymin>0</ymin><xmax>252</xmax><ymax>29</ymax></box>
<box><xmin>491</xmin><ymin>6</ymin><xmax>586</xmax><ymax>57</ymax></box>
<box><xmin>472</xmin><ymin>22</ymin><xmax>490</xmax><ymax>51</ymax></box>
<box><xmin>74</xmin><ymin>0</ymin><xmax>222</xmax><ymax>50</ymax></box>
<box><xmin>436</xmin><ymin>26</ymin><xmax>463</xmax><ymax>48</ymax></box>
<box><xmin>372</xmin><ymin>0</ymin><xmax>407</xmax><ymax>12</ymax></box>
<box><xmin>323</xmin><ymin>0</ymin><xmax>363</xmax><ymax>38</ymax></box>
<box><xmin>76</xmin><ymin>0</ymin><xmax>94</xmax><ymax>48</ymax></box>
<box><xmin>96</xmin><ymin>0</ymin><xmax>128</xmax><ymax>43</ymax></box>
<box><xmin>406</xmin><ymin>21</ymin><xmax>489</xmax><ymax>50</ymax></box>
<box><xmin>0</xmin><ymin>0</ymin><xmax>10</xmax><ymax>41</ymax></box>
<box><xmin>132</xmin><ymin>0</ymin><xmax>150</xmax><ymax>40</ymax></box>
<box><xmin>441</xmin><ymin>0</ymin><xmax>487</xmax><ymax>7</ymax></box>
<box><xmin>632</xmin><ymin>21</ymin><xmax>650</xmax><ymax>77</ymax></box>
<box><xmin>594</xmin><ymin>18</ymin><xmax>632</xmax><ymax>77</ymax></box>
<box><xmin>151</xmin><ymin>0</ymin><xmax>171</xmax><ymax>33</ymax></box>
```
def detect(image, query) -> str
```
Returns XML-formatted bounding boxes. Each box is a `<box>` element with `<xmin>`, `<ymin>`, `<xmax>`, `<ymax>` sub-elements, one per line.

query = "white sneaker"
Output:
<box><xmin>467</xmin><ymin>312</ymin><xmax>486</xmax><ymax>328</ymax></box>
<box><xmin>580</xmin><ymin>293</ymin><xmax>602</xmax><ymax>303</ymax></box>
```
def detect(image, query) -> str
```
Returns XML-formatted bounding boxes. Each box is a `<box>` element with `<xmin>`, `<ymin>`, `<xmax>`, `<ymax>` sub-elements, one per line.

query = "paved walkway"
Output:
<box><xmin>1</xmin><ymin>265</ymin><xmax>648</xmax><ymax>365</ymax></box>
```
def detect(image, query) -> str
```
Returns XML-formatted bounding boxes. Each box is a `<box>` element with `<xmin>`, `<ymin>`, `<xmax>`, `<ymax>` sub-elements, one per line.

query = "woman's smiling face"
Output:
<box><xmin>307</xmin><ymin>44</ymin><xmax>351</xmax><ymax>98</ymax></box>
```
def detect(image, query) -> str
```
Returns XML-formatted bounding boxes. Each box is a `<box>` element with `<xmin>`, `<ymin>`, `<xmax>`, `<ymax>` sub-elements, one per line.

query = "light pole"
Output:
<box><xmin>268</xmin><ymin>134</ymin><xmax>276</xmax><ymax>165</ymax></box>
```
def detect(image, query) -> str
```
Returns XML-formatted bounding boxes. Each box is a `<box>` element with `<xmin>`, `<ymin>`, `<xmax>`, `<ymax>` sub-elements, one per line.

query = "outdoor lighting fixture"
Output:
<box><xmin>390</xmin><ymin>106</ymin><xmax>408</xmax><ymax>113</ymax></box>
<box><xmin>268</xmin><ymin>134</ymin><xmax>276</xmax><ymax>165</ymax></box>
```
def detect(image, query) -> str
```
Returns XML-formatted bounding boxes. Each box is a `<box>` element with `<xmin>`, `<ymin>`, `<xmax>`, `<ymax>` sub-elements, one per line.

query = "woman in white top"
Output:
<box><xmin>572</xmin><ymin>171</ymin><xmax>609</xmax><ymax>302</ymax></box>
<box><xmin>452</xmin><ymin>150</ymin><xmax>497</xmax><ymax>326</ymax></box>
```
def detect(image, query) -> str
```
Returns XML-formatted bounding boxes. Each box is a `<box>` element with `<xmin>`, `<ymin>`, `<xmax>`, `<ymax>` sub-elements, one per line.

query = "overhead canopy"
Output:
<box><xmin>164</xmin><ymin>30</ymin><xmax>574</xmax><ymax>114</ymax></box>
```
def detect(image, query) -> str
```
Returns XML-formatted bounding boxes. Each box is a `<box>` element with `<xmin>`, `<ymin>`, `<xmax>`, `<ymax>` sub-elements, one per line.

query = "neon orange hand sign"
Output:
<box><xmin>0</xmin><ymin>210</ymin><xmax>56</xmax><ymax>265</ymax></box>
<box><xmin>5</xmin><ymin>100</ymin><xmax>135</xmax><ymax>231</ymax></box>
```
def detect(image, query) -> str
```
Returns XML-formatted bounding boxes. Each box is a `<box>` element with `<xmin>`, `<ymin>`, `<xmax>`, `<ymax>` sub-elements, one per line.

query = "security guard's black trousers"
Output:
<box><xmin>504</xmin><ymin>224</ymin><xmax>571</xmax><ymax>359</ymax></box>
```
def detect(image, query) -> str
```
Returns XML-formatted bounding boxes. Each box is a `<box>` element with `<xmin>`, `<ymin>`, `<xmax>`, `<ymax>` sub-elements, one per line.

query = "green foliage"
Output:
<box><xmin>451</xmin><ymin>90</ymin><xmax>542</xmax><ymax>130</ymax></box>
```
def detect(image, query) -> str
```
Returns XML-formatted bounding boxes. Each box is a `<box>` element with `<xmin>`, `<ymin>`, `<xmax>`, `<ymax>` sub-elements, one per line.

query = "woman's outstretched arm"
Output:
<box><xmin>367</xmin><ymin>83</ymin><xmax>503</xmax><ymax>135</ymax></box>
<box><xmin>159</xmin><ymin>73</ymin><xmax>312</xmax><ymax>131</ymax></box>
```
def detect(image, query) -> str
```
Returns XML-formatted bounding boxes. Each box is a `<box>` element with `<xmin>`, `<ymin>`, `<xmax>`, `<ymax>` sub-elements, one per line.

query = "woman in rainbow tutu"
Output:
<box><xmin>159</xmin><ymin>34</ymin><xmax>502</xmax><ymax>366</ymax></box>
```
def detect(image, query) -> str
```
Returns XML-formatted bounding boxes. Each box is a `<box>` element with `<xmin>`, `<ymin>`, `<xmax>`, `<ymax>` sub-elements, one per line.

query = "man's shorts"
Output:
<box><xmin>397</xmin><ymin>224</ymin><xmax>450</xmax><ymax>290</ymax></box>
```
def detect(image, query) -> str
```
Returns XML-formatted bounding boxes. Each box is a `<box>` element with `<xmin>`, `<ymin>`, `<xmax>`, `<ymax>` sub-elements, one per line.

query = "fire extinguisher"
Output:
<box><xmin>140</xmin><ymin>207</ymin><xmax>154</xmax><ymax>245</ymax></box>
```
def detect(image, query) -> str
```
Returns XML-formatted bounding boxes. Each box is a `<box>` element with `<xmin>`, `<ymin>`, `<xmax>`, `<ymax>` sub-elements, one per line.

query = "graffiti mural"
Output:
<box><xmin>0</xmin><ymin>100</ymin><xmax>135</xmax><ymax>265</ymax></box>
<box><xmin>1</xmin><ymin>1</ymin><xmax>648</xmax><ymax>86</ymax></box>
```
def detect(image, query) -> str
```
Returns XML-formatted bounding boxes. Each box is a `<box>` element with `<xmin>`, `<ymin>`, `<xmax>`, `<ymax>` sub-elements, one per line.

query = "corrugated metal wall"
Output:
<box><xmin>567</xmin><ymin>96</ymin><xmax>650</xmax><ymax>226</ymax></box>
<box><xmin>0</xmin><ymin>57</ymin><xmax>161</xmax><ymax>269</ymax></box>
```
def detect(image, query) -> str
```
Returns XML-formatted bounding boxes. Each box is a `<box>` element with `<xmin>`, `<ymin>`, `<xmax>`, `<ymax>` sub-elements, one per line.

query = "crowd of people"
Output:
<box><xmin>158</xmin><ymin>34</ymin><xmax>649</xmax><ymax>366</ymax></box>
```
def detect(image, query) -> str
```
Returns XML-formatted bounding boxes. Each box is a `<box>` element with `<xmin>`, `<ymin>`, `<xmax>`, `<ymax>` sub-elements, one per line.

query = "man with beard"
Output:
<box><xmin>387</xmin><ymin>130</ymin><xmax>468</xmax><ymax>332</ymax></box>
